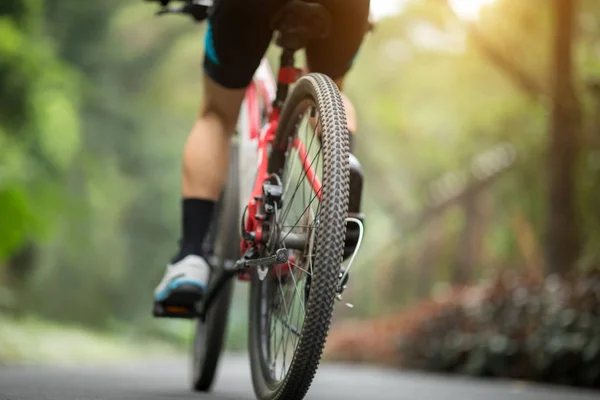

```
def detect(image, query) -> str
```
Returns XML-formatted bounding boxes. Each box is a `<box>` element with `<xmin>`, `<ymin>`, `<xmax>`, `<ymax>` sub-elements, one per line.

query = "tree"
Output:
<box><xmin>441</xmin><ymin>0</ymin><xmax>584</xmax><ymax>274</ymax></box>
<box><xmin>0</xmin><ymin>0</ymin><xmax>80</xmax><ymax>261</ymax></box>
<box><xmin>546</xmin><ymin>0</ymin><xmax>581</xmax><ymax>274</ymax></box>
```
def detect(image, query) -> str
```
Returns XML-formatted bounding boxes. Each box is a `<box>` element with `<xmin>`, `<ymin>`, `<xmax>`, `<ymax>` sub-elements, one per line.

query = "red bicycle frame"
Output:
<box><xmin>237</xmin><ymin>55</ymin><xmax>318</xmax><ymax>280</ymax></box>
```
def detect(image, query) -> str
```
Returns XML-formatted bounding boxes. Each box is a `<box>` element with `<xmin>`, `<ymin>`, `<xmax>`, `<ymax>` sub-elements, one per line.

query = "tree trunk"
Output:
<box><xmin>454</xmin><ymin>192</ymin><xmax>485</xmax><ymax>284</ymax></box>
<box><xmin>546</xmin><ymin>0</ymin><xmax>582</xmax><ymax>275</ymax></box>
<box><xmin>512</xmin><ymin>210</ymin><xmax>544</xmax><ymax>278</ymax></box>
<box><xmin>5</xmin><ymin>240</ymin><xmax>37</xmax><ymax>317</ymax></box>
<box><xmin>416</xmin><ymin>220</ymin><xmax>442</xmax><ymax>298</ymax></box>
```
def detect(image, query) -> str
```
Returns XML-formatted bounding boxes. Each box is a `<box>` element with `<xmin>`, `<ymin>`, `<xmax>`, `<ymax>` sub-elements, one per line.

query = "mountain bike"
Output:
<box><xmin>148</xmin><ymin>1</ymin><xmax>365</xmax><ymax>399</ymax></box>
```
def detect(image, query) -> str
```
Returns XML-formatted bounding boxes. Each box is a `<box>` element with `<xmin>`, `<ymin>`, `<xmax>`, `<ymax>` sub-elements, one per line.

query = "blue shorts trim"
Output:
<box><xmin>204</xmin><ymin>21</ymin><xmax>220</xmax><ymax>65</ymax></box>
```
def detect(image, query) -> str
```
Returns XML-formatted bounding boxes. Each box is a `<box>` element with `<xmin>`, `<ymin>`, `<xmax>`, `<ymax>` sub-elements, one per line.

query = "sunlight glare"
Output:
<box><xmin>448</xmin><ymin>0</ymin><xmax>496</xmax><ymax>21</ymax></box>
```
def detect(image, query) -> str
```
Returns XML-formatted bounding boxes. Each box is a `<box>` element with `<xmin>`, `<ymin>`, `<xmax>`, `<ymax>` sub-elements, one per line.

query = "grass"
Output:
<box><xmin>0</xmin><ymin>314</ymin><xmax>185</xmax><ymax>365</ymax></box>
<box><xmin>0</xmin><ymin>283</ymin><xmax>253</xmax><ymax>364</ymax></box>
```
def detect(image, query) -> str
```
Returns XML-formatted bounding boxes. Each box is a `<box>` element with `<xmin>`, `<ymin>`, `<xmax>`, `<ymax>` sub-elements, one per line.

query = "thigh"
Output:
<box><xmin>305</xmin><ymin>0</ymin><xmax>371</xmax><ymax>81</ymax></box>
<box><xmin>203</xmin><ymin>0</ymin><xmax>279</xmax><ymax>90</ymax></box>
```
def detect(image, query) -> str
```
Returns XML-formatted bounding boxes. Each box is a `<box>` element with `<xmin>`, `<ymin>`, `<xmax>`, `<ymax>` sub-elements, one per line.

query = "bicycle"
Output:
<box><xmin>148</xmin><ymin>1</ymin><xmax>365</xmax><ymax>399</ymax></box>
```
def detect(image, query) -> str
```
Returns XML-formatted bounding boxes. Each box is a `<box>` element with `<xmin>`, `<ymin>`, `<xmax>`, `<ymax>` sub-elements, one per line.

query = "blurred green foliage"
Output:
<box><xmin>0</xmin><ymin>0</ymin><xmax>80</xmax><ymax>260</ymax></box>
<box><xmin>342</xmin><ymin>0</ymin><xmax>600</xmax><ymax>317</ymax></box>
<box><xmin>0</xmin><ymin>0</ymin><xmax>599</xmax><ymax>350</ymax></box>
<box><xmin>1</xmin><ymin>0</ymin><xmax>199</xmax><ymax>335</ymax></box>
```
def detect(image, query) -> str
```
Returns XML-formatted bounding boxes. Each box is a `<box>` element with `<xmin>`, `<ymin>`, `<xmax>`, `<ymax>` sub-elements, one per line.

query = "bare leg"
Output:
<box><xmin>183</xmin><ymin>76</ymin><xmax>246</xmax><ymax>199</ymax></box>
<box><xmin>153</xmin><ymin>76</ymin><xmax>247</xmax><ymax>312</ymax></box>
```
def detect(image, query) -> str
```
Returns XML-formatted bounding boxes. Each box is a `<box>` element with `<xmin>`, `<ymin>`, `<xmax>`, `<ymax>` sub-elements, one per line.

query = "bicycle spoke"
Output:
<box><xmin>283</xmin><ymin>147</ymin><xmax>299</xmax><ymax>200</ymax></box>
<box><xmin>308</xmin><ymin>202</ymin><xmax>321</xmax><ymax>276</ymax></box>
<box><xmin>276</xmin><ymin>271</ymin><xmax>291</xmax><ymax>328</ymax></box>
<box><xmin>279</xmin><ymin>145</ymin><xmax>322</xmax><ymax>226</ymax></box>
<box><xmin>279</xmin><ymin>188</ymin><xmax>321</xmax><ymax>246</ymax></box>
<box><xmin>277</xmin><ymin>313</ymin><xmax>286</xmax><ymax>379</ymax></box>
<box><xmin>279</xmin><ymin>239</ymin><xmax>307</xmax><ymax>315</ymax></box>
<box><xmin>294</xmin><ymin>273</ymin><xmax>307</xmax><ymax>350</ymax></box>
<box><xmin>279</xmin><ymin>114</ymin><xmax>321</xmax><ymax>224</ymax></box>
<box><xmin>269</xmin><ymin>314</ymin><xmax>277</xmax><ymax>371</ymax></box>
<box><xmin>287</xmin><ymin>259</ymin><xmax>310</xmax><ymax>275</ymax></box>
<box><xmin>272</xmin><ymin>284</ymin><xmax>288</xmax><ymax>377</ymax></box>
<box><xmin>286</xmin><ymin>266</ymin><xmax>306</xmax><ymax>313</ymax></box>
<box><xmin>281</xmin><ymin>290</ymin><xmax>294</xmax><ymax>379</ymax></box>
<box><xmin>276</xmin><ymin>314</ymin><xmax>301</xmax><ymax>337</ymax></box>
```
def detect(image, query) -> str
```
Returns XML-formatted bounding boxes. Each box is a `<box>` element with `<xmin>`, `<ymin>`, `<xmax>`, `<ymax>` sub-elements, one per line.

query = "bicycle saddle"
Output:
<box><xmin>270</xmin><ymin>1</ymin><xmax>332</xmax><ymax>50</ymax></box>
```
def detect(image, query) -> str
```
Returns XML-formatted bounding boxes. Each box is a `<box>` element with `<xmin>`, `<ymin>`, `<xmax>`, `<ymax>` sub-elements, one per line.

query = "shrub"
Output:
<box><xmin>398</xmin><ymin>270</ymin><xmax>600</xmax><ymax>388</ymax></box>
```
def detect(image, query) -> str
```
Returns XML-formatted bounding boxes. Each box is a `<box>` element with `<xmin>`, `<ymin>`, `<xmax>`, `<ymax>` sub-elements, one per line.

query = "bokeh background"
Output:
<box><xmin>1</xmin><ymin>0</ymin><xmax>600</xmax><ymax>390</ymax></box>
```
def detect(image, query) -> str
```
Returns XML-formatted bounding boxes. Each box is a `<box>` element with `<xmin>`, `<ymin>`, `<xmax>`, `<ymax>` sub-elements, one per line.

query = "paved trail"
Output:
<box><xmin>1</xmin><ymin>355</ymin><xmax>598</xmax><ymax>400</ymax></box>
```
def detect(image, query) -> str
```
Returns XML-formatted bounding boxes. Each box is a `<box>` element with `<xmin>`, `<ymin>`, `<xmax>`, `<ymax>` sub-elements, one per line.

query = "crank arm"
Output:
<box><xmin>196</xmin><ymin>249</ymin><xmax>288</xmax><ymax>321</ymax></box>
<box><xmin>194</xmin><ymin>259</ymin><xmax>235</xmax><ymax>322</ymax></box>
<box><xmin>240</xmin><ymin>248</ymin><xmax>288</xmax><ymax>268</ymax></box>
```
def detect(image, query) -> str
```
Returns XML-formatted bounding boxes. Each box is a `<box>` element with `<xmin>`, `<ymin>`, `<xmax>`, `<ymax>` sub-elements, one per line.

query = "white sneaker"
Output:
<box><xmin>153</xmin><ymin>255</ymin><xmax>211</xmax><ymax>305</ymax></box>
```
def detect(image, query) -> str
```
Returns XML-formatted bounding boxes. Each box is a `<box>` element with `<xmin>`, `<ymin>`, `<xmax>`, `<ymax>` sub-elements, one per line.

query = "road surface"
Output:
<box><xmin>0</xmin><ymin>355</ymin><xmax>598</xmax><ymax>400</ymax></box>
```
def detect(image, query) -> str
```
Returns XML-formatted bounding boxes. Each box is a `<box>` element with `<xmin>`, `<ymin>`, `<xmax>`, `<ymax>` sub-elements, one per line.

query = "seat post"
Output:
<box><xmin>273</xmin><ymin>48</ymin><xmax>298</xmax><ymax>110</ymax></box>
<box><xmin>269</xmin><ymin>0</ymin><xmax>332</xmax><ymax>110</ymax></box>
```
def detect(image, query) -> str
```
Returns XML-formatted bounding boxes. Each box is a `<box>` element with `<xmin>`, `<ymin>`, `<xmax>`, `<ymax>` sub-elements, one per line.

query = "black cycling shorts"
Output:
<box><xmin>203</xmin><ymin>0</ymin><xmax>371</xmax><ymax>89</ymax></box>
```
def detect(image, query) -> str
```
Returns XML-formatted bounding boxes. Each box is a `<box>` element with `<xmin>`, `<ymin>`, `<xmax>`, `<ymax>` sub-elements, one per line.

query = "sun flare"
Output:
<box><xmin>448</xmin><ymin>0</ymin><xmax>496</xmax><ymax>21</ymax></box>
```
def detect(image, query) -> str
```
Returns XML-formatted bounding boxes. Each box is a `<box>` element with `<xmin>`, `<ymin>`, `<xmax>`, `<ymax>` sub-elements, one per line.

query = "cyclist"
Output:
<box><xmin>153</xmin><ymin>0</ymin><xmax>370</xmax><ymax>314</ymax></box>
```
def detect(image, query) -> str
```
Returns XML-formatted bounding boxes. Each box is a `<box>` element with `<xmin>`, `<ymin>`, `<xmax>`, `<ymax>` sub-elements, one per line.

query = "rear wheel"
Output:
<box><xmin>248</xmin><ymin>73</ymin><xmax>350</xmax><ymax>400</ymax></box>
<box><xmin>191</xmin><ymin>143</ymin><xmax>239</xmax><ymax>392</ymax></box>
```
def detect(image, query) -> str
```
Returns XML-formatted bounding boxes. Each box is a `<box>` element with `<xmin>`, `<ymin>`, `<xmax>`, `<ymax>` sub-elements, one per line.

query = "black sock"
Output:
<box><xmin>172</xmin><ymin>198</ymin><xmax>216</xmax><ymax>263</ymax></box>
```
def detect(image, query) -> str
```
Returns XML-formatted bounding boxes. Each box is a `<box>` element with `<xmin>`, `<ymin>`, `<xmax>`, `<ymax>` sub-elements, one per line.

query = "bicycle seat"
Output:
<box><xmin>270</xmin><ymin>1</ymin><xmax>332</xmax><ymax>51</ymax></box>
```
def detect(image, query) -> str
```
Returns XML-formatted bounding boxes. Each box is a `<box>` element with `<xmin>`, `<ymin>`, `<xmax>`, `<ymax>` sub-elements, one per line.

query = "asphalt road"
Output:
<box><xmin>0</xmin><ymin>355</ymin><xmax>598</xmax><ymax>400</ymax></box>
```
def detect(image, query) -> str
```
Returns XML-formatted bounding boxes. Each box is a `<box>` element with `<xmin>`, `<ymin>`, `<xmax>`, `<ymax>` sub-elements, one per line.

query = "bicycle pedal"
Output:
<box><xmin>153</xmin><ymin>302</ymin><xmax>198</xmax><ymax>319</ymax></box>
